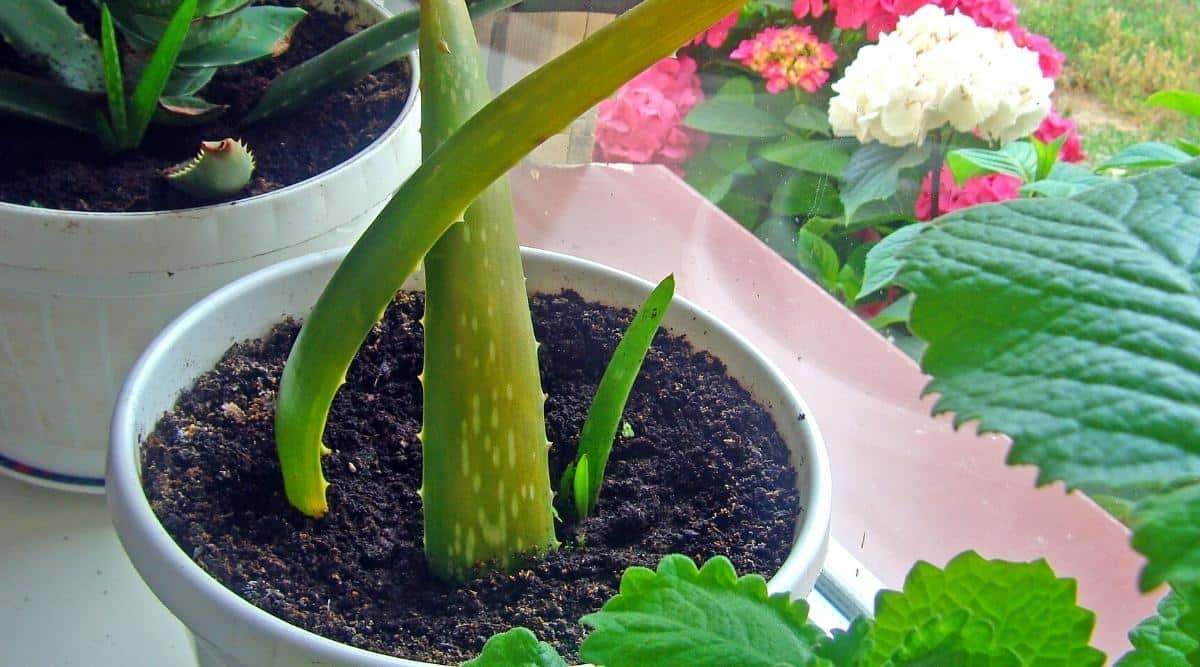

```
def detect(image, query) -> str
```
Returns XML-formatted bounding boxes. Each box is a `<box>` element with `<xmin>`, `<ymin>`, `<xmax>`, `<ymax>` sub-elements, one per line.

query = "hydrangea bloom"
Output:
<box><xmin>939</xmin><ymin>0</ymin><xmax>1017</xmax><ymax>30</ymax></box>
<box><xmin>693</xmin><ymin>10</ymin><xmax>740</xmax><ymax>48</ymax></box>
<box><xmin>792</xmin><ymin>0</ymin><xmax>827</xmax><ymax>19</ymax></box>
<box><xmin>828</xmin><ymin>6</ymin><xmax>1053</xmax><ymax>146</ymax></box>
<box><xmin>915</xmin><ymin>165</ymin><xmax>1022</xmax><ymax>219</ymax></box>
<box><xmin>1035</xmin><ymin>108</ymin><xmax>1086</xmax><ymax>163</ymax></box>
<box><xmin>730</xmin><ymin>26</ymin><xmax>838</xmax><ymax>94</ymax></box>
<box><xmin>828</xmin><ymin>0</ymin><xmax>907</xmax><ymax>40</ymax></box>
<box><xmin>1010</xmin><ymin>27</ymin><xmax>1065</xmax><ymax>78</ymax></box>
<box><xmin>593</xmin><ymin>56</ymin><xmax>708</xmax><ymax>176</ymax></box>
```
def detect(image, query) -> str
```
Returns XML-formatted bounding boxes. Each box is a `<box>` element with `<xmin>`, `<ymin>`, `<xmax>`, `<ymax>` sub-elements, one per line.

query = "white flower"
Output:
<box><xmin>828</xmin><ymin>6</ymin><xmax>1053</xmax><ymax>147</ymax></box>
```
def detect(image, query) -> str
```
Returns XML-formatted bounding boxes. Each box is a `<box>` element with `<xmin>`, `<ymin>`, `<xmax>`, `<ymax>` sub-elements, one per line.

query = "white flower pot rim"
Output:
<box><xmin>108</xmin><ymin>246</ymin><xmax>833</xmax><ymax>666</ymax></box>
<box><xmin>0</xmin><ymin>55</ymin><xmax>417</xmax><ymax>218</ymax></box>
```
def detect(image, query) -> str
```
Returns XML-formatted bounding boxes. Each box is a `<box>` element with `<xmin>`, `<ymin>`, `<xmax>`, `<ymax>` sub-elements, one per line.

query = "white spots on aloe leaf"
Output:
<box><xmin>490</xmin><ymin>407</ymin><xmax>499</xmax><ymax>429</ymax></box>
<box><xmin>483</xmin><ymin>255</ymin><xmax>491</xmax><ymax>269</ymax></box>
<box><xmin>483</xmin><ymin>433</ymin><xmax>492</xmax><ymax>452</ymax></box>
<box><xmin>488</xmin><ymin>341</ymin><xmax>496</xmax><ymax>363</ymax></box>
<box><xmin>460</xmin><ymin>441</ymin><xmax>470</xmax><ymax>475</ymax></box>
<box><xmin>479</xmin><ymin>226</ymin><xmax>488</xmax><ymax>244</ymax></box>
<box><xmin>465</xmin><ymin>528</ymin><xmax>476</xmax><ymax>563</ymax></box>
<box><xmin>506</xmin><ymin>383</ymin><xmax>513</xmax><ymax>400</ymax></box>
<box><xmin>471</xmin><ymin>315</ymin><xmax>479</xmax><ymax>332</ymax></box>
<box><xmin>510</xmin><ymin>496</ymin><xmax>519</xmax><ymax>519</ymax></box>
<box><xmin>473</xmin><ymin>473</ymin><xmax>482</xmax><ymax>492</ymax></box>
<box><xmin>459</xmin><ymin>312</ymin><xmax>467</xmax><ymax>328</ymax></box>
<box><xmin>454</xmin><ymin>343</ymin><xmax>462</xmax><ymax>360</ymax></box>
<box><xmin>507</xmin><ymin>432</ymin><xmax>517</xmax><ymax>468</ymax></box>
<box><xmin>461</xmin><ymin>224</ymin><xmax>471</xmax><ymax>243</ymax></box>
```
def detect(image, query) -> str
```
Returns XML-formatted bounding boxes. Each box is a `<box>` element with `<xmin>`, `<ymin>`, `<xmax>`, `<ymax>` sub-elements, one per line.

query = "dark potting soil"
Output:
<box><xmin>141</xmin><ymin>292</ymin><xmax>801</xmax><ymax>664</ymax></box>
<box><xmin>0</xmin><ymin>0</ymin><xmax>411</xmax><ymax>212</ymax></box>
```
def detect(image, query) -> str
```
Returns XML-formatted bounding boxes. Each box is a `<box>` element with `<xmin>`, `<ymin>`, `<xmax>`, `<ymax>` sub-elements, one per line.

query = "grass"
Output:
<box><xmin>1020</xmin><ymin>0</ymin><xmax>1200</xmax><ymax>162</ymax></box>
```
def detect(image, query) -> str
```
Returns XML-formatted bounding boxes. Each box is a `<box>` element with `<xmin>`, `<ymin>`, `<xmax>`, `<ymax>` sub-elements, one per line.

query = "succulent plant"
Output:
<box><xmin>273</xmin><ymin>0</ymin><xmax>744</xmax><ymax>581</ymax></box>
<box><xmin>164</xmin><ymin>138</ymin><xmax>256</xmax><ymax>199</ymax></box>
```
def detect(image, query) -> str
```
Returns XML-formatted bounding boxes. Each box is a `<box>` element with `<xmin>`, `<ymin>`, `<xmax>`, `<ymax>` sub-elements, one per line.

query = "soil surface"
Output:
<box><xmin>0</xmin><ymin>0</ymin><xmax>411</xmax><ymax>212</ymax></box>
<box><xmin>142</xmin><ymin>291</ymin><xmax>801</xmax><ymax>664</ymax></box>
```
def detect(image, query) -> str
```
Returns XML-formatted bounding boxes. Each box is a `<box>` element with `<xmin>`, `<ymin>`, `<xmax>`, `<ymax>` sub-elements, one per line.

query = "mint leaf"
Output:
<box><xmin>840</xmin><ymin>142</ymin><xmax>931</xmax><ymax>221</ymax></box>
<box><xmin>859</xmin><ymin>223</ymin><xmax>926</xmax><ymax>296</ymax></box>
<box><xmin>1019</xmin><ymin>162</ymin><xmax>1111</xmax><ymax>199</ymax></box>
<box><xmin>871</xmin><ymin>161</ymin><xmax>1200</xmax><ymax>497</ymax></box>
<box><xmin>580</xmin><ymin>555</ymin><xmax>828</xmax><ymax>667</ymax></box>
<box><xmin>1116</xmin><ymin>591</ymin><xmax>1200</xmax><ymax>666</ymax></box>
<box><xmin>464</xmin><ymin>627</ymin><xmax>567</xmax><ymax>667</ymax></box>
<box><xmin>866</xmin><ymin>552</ymin><xmax>1104</xmax><ymax>666</ymax></box>
<box><xmin>1130</xmin><ymin>482</ymin><xmax>1200</xmax><ymax>592</ymax></box>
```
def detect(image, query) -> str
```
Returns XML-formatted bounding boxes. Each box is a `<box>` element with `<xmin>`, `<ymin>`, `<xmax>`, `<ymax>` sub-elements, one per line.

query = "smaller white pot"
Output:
<box><xmin>0</xmin><ymin>0</ymin><xmax>420</xmax><ymax>491</ymax></box>
<box><xmin>108</xmin><ymin>247</ymin><xmax>832</xmax><ymax>667</ymax></box>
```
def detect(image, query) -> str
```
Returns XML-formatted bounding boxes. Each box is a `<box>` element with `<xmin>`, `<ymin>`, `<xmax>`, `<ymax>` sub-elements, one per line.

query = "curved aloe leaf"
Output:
<box><xmin>573</xmin><ymin>274</ymin><xmax>674</xmax><ymax>517</ymax></box>
<box><xmin>243</xmin><ymin>0</ymin><xmax>520</xmax><ymax>125</ymax></box>
<box><xmin>0</xmin><ymin>70</ymin><xmax>98</xmax><ymax>134</ymax></box>
<box><xmin>0</xmin><ymin>0</ymin><xmax>104</xmax><ymax>93</ymax></box>
<box><xmin>274</xmin><ymin>0</ymin><xmax>745</xmax><ymax>518</ymax></box>
<box><xmin>174</xmin><ymin>6</ymin><xmax>306</xmax><ymax>68</ymax></box>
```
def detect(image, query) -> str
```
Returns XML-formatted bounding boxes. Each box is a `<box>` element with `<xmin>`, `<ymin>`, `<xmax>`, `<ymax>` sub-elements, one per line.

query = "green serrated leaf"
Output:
<box><xmin>464</xmin><ymin>627</ymin><xmax>568</xmax><ymax>667</ymax></box>
<box><xmin>859</xmin><ymin>223</ymin><xmax>927</xmax><ymax>296</ymax></box>
<box><xmin>871</xmin><ymin>161</ymin><xmax>1200</xmax><ymax>496</ymax></box>
<box><xmin>868</xmin><ymin>292</ymin><xmax>914</xmax><ymax>329</ymax></box>
<box><xmin>99</xmin><ymin>5</ymin><xmax>128</xmax><ymax>144</ymax></box>
<box><xmin>785</xmin><ymin>104</ymin><xmax>832</xmax><ymax>135</ymax></box>
<box><xmin>1147</xmin><ymin>90</ymin><xmax>1200</xmax><ymax>119</ymax></box>
<box><xmin>580</xmin><ymin>555</ymin><xmax>827</xmax><ymax>667</ymax></box>
<box><xmin>1019</xmin><ymin>162</ymin><xmax>1111</xmax><ymax>199</ymax></box>
<box><xmin>1130</xmin><ymin>482</ymin><xmax>1200</xmax><ymax>592</ymax></box>
<box><xmin>1101</xmin><ymin>142</ymin><xmax>1192</xmax><ymax>171</ymax></box>
<box><xmin>817</xmin><ymin>616</ymin><xmax>873</xmax><ymax>666</ymax></box>
<box><xmin>946</xmin><ymin>142</ymin><xmax>1037</xmax><ymax>185</ymax></box>
<box><xmin>1116</xmin><ymin>591</ymin><xmax>1200</xmax><ymax>666</ymax></box>
<box><xmin>686</xmin><ymin>98</ymin><xmax>789</xmax><ymax>137</ymax></box>
<box><xmin>840</xmin><ymin>142</ymin><xmax>932</xmax><ymax>221</ymax></box>
<box><xmin>867</xmin><ymin>552</ymin><xmax>1104</xmax><ymax>666</ymax></box>
<box><xmin>759</xmin><ymin>138</ymin><xmax>850</xmax><ymax>176</ymax></box>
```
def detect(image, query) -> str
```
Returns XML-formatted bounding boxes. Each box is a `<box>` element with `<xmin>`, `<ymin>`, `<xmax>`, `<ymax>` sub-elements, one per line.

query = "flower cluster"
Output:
<box><xmin>592</xmin><ymin>56</ymin><xmax>708</xmax><ymax>176</ymax></box>
<box><xmin>1035</xmin><ymin>108</ymin><xmax>1086</xmax><ymax>162</ymax></box>
<box><xmin>828</xmin><ymin>6</ymin><xmax>1053</xmax><ymax>146</ymax></box>
<box><xmin>730</xmin><ymin>26</ymin><xmax>838</xmax><ymax>94</ymax></box>
<box><xmin>915</xmin><ymin>166</ymin><xmax>1022</xmax><ymax>220</ymax></box>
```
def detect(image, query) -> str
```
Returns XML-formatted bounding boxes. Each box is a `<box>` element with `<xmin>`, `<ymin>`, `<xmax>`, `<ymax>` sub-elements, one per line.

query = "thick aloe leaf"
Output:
<box><xmin>175</xmin><ymin>6</ymin><xmax>306</xmax><ymax>68</ymax></box>
<box><xmin>100</xmin><ymin>4</ymin><xmax>129</xmax><ymax>142</ymax></box>
<box><xmin>864</xmin><ymin>552</ymin><xmax>1103</xmax><ymax>666</ymax></box>
<box><xmin>0</xmin><ymin>70</ymin><xmax>98</xmax><ymax>134</ymax></box>
<box><xmin>273</xmin><ymin>0</ymin><xmax>745</xmax><ymax>517</ymax></box>
<box><xmin>573</xmin><ymin>275</ymin><xmax>674</xmax><ymax>517</ymax></box>
<box><xmin>0</xmin><ymin>0</ymin><xmax>104</xmax><ymax>93</ymax></box>
<box><xmin>417</xmin><ymin>0</ymin><xmax>556</xmax><ymax>579</ymax></box>
<box><xmin>243</xmin><ymin>0</ymin><xmax>520</xmax><ymax>124</ymax></box>
<box><xmin>154</xmin><ymin>95</ymin><xmax>228</xmax><ymax>125</ymax></box>
<box><xmin>580</xmin><ymin>555</ymin><xmax>827</xmax><ymax>667</ymax></box>
<box><xmin>464</xmin><ymin>628</ymin><xmax>567</xmax><ymax>667</ymax></box>
<box><xmin>126</xmin><ymin>0</ymin><xmax>197</xmax><ymax>149</ymax></box>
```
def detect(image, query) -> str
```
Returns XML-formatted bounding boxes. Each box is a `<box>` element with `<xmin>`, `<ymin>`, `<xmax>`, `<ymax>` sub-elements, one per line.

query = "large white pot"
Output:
<box><xmin>108</xmin><ymin>247</ymin><xmax>833</xmax><ymax>666</ymax></box>
<box><xmin>0</xmin><ymin>0</ymin><xmax>421</xmax><ymax>491</ymax></box>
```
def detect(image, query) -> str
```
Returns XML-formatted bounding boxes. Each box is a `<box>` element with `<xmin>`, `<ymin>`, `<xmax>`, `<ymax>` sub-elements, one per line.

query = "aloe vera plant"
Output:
<box><xmin>275</xmin><ymin>0</ymin><xmax>743</xmax><ymax>580</ymax></box>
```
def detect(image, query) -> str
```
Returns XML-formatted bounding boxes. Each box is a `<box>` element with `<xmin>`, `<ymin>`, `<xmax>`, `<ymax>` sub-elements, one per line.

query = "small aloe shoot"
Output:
<box><xmin>164</xmin><ymin>138</ymin><xmax>256</xmax><ymax>199</ymax></box>
<box><xmin>560</xmin><ymin>275</ymin><xmax>675</xmax><ymax>519</ymax></box>
<box><xmin>244</xmin><ymin>0</ymin><xmax>521</xmax><ymax>124</ymax></box>
<box><xmin>274</xmin><ymin>0</ymin><xmax>744</xmax><ymax>579</ymax></box>
<box><xmin>95</xmin><ymin>0</ymin><xmax>196</xmax><ymax>152</ymax></box>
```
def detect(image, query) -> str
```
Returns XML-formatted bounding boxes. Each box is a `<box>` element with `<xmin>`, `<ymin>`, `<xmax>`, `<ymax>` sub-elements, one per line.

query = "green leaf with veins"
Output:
<box><xmin>1116</xmin><ymin>591</ymin><xmax>1200</xmax><ymax>666</ymax></box>
<box><xmin>1130</xmin><ymin>482</ymin><xmax>1200</xmax><ymax>592</ymax></box>
<box><xmin>866</xmin><ymin>552</ymin><xmax>1104</xmax><ymax>666</ymax></box>
<box><xmin>784</xmin><ymin>104</ymin><xmax>832</xmax><ymax>134</ymax></box>
<box><xmin>685</xmin><ymin>98</ymin><xmax>789</xmax><ymax>137</ymax></box>
<box><xmin>864</xmin><ymin>161</ymin><xmax>1200</xmax><ymax>498</ymax></box>
<box><xmin>946</xmin><ymin>142</ymin><xmax>1037</xmax><ymax>184</ymax></box>
<box><xmin>580</xmin><ymin>555</ymin><xmax>829</xmax><ymax>667</ymax></box>
<box><xmin>1146</xmin><ymin>90</ymin><xmax>1200</xmax><ymax>119</ymax></box>
<box><xmin>840</xmin><ymin>142</ymin><xmax>931</xmax><ymax>221</ymax></box>
<box><xmin>1101</xmin><ymin>142</ymin><xmax>1192</xmax><ymax>171</ymax></box>
<box><xmin>759</xmin><ymin>138</ymin><xmax>851</xmax><ymax>177</ymax></box>
<box><xmin>1019</xmin><ymin>162</ymin><xmax>1111</xmax><ymax>199</ymax></box>
<box><xmin>463</xmin><ymin>627</ymin><xmax>567</xmax><ymax>667</ymax></box>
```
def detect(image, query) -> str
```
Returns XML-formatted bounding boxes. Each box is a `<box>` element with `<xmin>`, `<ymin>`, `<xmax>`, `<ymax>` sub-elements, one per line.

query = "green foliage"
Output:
<box><xmin>865</xmin><ymin>552</ymin><xmax>1103</xmax><ymax>666</ymax></box>
<box><xmin>0</xmin><ymin>0</ymin><xmax>104</xmax><ymax>92</ymax></box>
<box><xmin>839</xmin><ymin>143</ymin><xmax>931</xmax><ymax>222</ymax></box>
<box><xmin>686</xmin><ymin>98</ymin><xmax>790</xmax><ymax>137</ymax></box>
<box><xmin>567</xmin><ymin>275</ymin><xmax>674</xmax><ymax>518</ymax></box>
<box><xmin>1018</xmin><ymin>162</ymin><xmax>1111</xmax><ymax>198</ymax></box>
<box><xmin>1117</xmin><ymin>592</ymin><xmax>1200</xmax><ymax>666</ymax></box>
<box><xmin>1100</xmin><ymin>141</ymin><xmax>1193</xmax><ymax>171</ymax></box>
<box><xmin>946</xmin><ymin>142</ymin><xmax>1038</xmax><ymax>185</ymax></box>
<box><xmin>244</xmin><ymin>0</ymin><xmax>520</xmax><ymax>124</ymax></box>
<box><xmin>164</xmin><ymin>138</ymin><xmax>255</xmax><ymax>199</ymax></box>
<box><xmin>1147</xmin><ymin>90</ymin><xmax>1200</xmax><ymax>119</ymax></box>
<box><xmin>579</xmin><ymin>555</ymin><xmax>827</xmax><ymax>667</ymax></box>
<box><xmin>463</xmin><ymin>627</ymin><xmax>567</xmax><ymax>667</ymax></box>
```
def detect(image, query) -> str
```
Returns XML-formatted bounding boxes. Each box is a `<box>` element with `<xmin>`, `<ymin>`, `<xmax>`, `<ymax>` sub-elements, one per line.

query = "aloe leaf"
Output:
<box><xmin>0</xmin><ymin>0</ymin><xmax>104</xmax><ymax>93</ymax></box>
<box><xmin>464</xmin><ymin>627</ymin><xmax>567</xmax><ymax>667</ymax></box>
<box><xmin>573</xmin><ymin>455</ymin><xmax>591</xmax><ymax>522</ymax></box>
<box><xmin>164</xmin><ymin>64</ymin><xmax>216</xmax><ymax>96</ymax></box>
<box><xmin>154</xmin><ymin>95</ymin><xmax>228</xmax><ymax>125</ymax></box>
<box><xmin>100</xmin><ymin>5</ymin><xmax>129</xmax><ymax>145</ymax></box>
<box><xmin>573</xmin><ymin>275</ymin><xmax>674</xmax><ymax>517</ymax></box>
<box><xmin>864</xmin><ymin>552</ymin><xmax>1104</xmax><ymax>665</ymax></box>
<box><xmin>273</xmin><ymin>0</ymin><xmax>745</xmax><ymax>520</ymax></box>
<box><xmin>0</xmin><ymin>70</ymin><xmax>98</xmax><ymax>135</ymax></box>
<box><xmin>127</xmin><ymin>0</ymin><xmax>197</xmax><ymax>148</ymax></box>
<box><xmin>243</xmin><ymin>0</ymin><xmax>521</xmax><ymax>125</ymax></box>
<box><xmin>416</xmin><ymin>0</ymin><xmax>556</xmax><ymax>579</ymax></box>
<box><xmin>579</xmin><ymin>555</ymin><xmax>826</xmax><ymax>666</ymax></box>
<box><xmin>175</xmin><ymin>6</ymin><xmax>306</xmax><ymax>68</ymax></box>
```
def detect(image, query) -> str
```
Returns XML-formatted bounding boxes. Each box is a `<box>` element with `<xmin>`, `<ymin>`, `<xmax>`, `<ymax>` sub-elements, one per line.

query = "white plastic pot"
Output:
<box><xmin>0</xmin><ymin>0</ymin><xmax>421</xmax><ymax>491</ymax></box>
<box><xmin>108</xmin><ymin>247</ymin><xmax>833</xmax><ymax>666</ymax></box>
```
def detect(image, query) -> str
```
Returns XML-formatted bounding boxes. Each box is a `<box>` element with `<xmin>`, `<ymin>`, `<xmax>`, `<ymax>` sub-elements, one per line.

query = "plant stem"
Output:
<box><xmin>927</xmin><ymin>129</ymin><xmax>945</xmax><ymax>218</ymax></box>
<box><xmin>418</xmin><ymin>0</ymin><xmax>555</xmax><ymax>580</ymax></box>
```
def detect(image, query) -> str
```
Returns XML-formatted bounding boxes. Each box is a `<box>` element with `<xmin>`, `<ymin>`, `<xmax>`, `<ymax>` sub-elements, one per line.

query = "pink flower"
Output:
<box><xmin>730</xmin><ymin>26</ymin><xmax>838</xmax><ymax>94</ymax></box>
<box><xmin>1035</xmin><ymin>109</ymin><xmax>1086</xmax><ymax>163</ymax></box>
<box><xmin>915</xmin><ymin>166</ymin><xmax>1022</xmax><ymax>220</ymax></box>
<box><xmin>693</xmin><ymin>10</ymin><xmax>740</xmax><ymax>48</ymax></box>
<box><xmin>792</xmin><ymin>0</ymin><xmax>827</xmax><ymax>19</ymax></box>
<box><xmin>593</xmin><ymin>56</ymin><xmax>708</xmax><ymax>176</ymax></box>
<box><xmin>829</xmin><ymin>0</ymin><xmax>901</xmax><ymax>40</ymax></box>
<box><xmin>1010</xmin><ymin>27</ymin><xmax>1066</xmax><ymax>79</ymax></box>
<box><xmin>939</xmin><ymin>0</ymin><xmax>1018</xmax><ymax>30</ymax></box>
